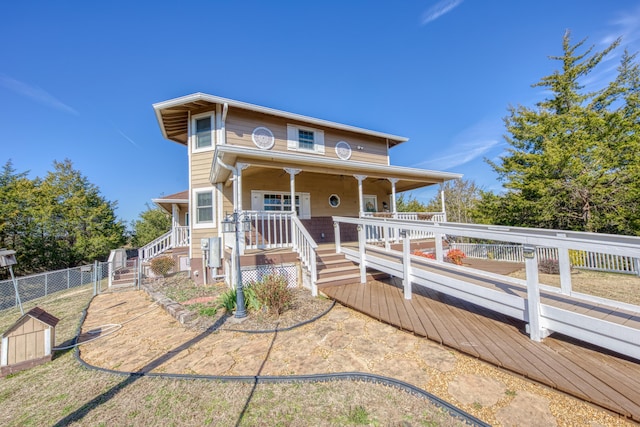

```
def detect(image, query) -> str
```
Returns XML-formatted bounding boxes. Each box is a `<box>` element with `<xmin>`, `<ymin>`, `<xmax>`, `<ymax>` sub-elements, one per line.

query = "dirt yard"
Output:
<box><xmin>77</xmin><ymin>283</ymin><xmax>634</xmax><ymax>426</ymax></box>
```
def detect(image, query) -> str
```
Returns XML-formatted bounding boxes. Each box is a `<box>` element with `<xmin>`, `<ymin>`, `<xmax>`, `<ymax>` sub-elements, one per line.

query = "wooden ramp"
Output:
<box><xmin>321</xmin><ymin>278</ymin><xmax>640</xmax><ymax>422</ymax></box>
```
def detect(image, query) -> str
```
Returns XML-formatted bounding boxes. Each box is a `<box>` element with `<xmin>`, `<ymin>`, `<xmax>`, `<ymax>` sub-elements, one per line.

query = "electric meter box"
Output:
<box><xmin>207</xmin><ymin>237</ymin><xmax>222</xmax><ymax>268</ymax></box>
<box><xmin>0</xmin><ymin>250</ymin><xmax>17</xmax><ymax>267</ymax></box>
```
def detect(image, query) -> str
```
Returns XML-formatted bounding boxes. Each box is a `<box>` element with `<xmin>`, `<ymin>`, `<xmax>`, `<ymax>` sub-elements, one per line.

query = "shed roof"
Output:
<box><xmin>2</xmin><ymin>307</ymin><xmax>59</xmax><ymax>336</ymax></box>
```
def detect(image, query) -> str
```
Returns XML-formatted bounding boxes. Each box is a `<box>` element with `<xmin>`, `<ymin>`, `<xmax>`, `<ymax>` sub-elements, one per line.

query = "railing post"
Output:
<box><xmin>401</xmin><ymin>230</ymin><xmax>412</xmax><ymax>299</ymax></box>
<box><xmin>557</xmin><ymin>245</ymin><xmax>572</xmax><ymax>294</ymax></box>
<box><xmin>311</xmin><ymin>255</ymin><xmax>318</xmax><ymax>297</ymax></box>
<box><xmin>358</xmin><ymin>224</ymin><xmax>366</xmax><ymax>283</ymax></box>
<box><xmin>435</xmin><ymin>233</ymin><xmax>444</xmax><ymax>262</ymax></box>
<box><xmin>334</xmin><ymin>222</ymin><xmax>341</xmax><ymax>254</ymax></box>
<box><xmin>524</xmin><ymin>245</ymin><xmax>546</xmax><ymax>341</ymax></box>
<box><xmin>383</xmin><ymin>222</ymin><xmax>391</xmax><ymax>251</ymax></box>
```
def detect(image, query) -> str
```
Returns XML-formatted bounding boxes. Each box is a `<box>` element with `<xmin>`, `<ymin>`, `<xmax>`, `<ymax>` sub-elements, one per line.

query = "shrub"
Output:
<box><xmin>252</xmin><ymin>273</ymin><xmax>293</xmax><ymax>316</ymax></box>
<box><xmin>218</xmin><ymin>288</ymin><xmax>237</xmax><ymax>312</ymax></box>
<box><xmin>217</xmin><ymin>285</ymin><xmax>261</xmax><ymax>313</ymax></box>
<box><xmin>150</xmin><ymin>256</ymin><xmax>175</xmax><ymax>277</ymax></box>
<box><xmin>446</xmin><ymin>249</ymin><xmax>466</xmax><ymax>266</ymax></box>
<box><xmin>538</xmin><ymin>258</ymin><xmax>560</xmax><ymax>275</ymax></box>
<box><xmin>412</xmin><ymin>250</ymin><xmax>436</xmax><ymax>260</ymax></box>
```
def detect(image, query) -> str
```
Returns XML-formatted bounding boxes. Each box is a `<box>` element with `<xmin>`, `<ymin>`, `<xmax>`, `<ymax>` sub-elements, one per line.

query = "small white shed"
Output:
<box><xmin>1</xmin><ymin>307</ymin><xmax>59</xmax><ymax>376</ymax></box>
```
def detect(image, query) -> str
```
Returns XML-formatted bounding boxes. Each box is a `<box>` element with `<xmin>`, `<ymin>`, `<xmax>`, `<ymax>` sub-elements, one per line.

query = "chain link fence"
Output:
<box><xmin>0</xmin><ymin>262</ymin><xmax>110</xmax><ymax>311</ymax></box>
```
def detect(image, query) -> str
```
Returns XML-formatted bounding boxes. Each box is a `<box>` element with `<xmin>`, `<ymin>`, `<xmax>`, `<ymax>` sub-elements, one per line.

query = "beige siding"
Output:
<box><xmin>241</xmin><ymin>171</ymin><xmax>391</xmax><ymax>217</ymax></box>
<box><xmin>225</xmin><ymin>110</ymin><xmax>390</xmax><ymax>165</ymax></box>
<box><xmin>191</xmin><ymin>150</ymin><xmax>215</xmax><ymax>189</ymax></box>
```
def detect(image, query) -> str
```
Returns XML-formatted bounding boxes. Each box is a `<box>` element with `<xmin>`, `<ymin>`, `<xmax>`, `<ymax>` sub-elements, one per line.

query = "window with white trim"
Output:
<box><xmin>287</xmin><ymin>124</ymin><xmax>325</xmax><ymax>154</ymax></box>
<box><xmin>192</xmin><ymin>113</ymin><xmax>215</xmax><ymax>152</ymax></box>
<box><xmin>193</xmin><ymin>188</ymin><xmax>215</xmax><ymax>227</ymax></box>
<box><xmin>251</xmin><ymin>190</ymin><xmax>311</xmax><ymax>219</ymax></box>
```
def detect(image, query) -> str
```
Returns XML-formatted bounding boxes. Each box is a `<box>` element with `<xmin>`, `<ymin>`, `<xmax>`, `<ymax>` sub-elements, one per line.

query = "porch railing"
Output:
<box><xmin>244</xmin><ymin>211</ymin><xmax>295</xmax><ymax>250</ymax></box>
<box><xmin>235</xmin><ymin>211</ymin><xmax>317</xmax><ymax>295</ymax></box>
<box><xmin>361</xmin><ymin>212</ymin><xmax>446</xmax><ymax>243</ymax></box>
<box><xmin>291</xmin><ymin>215</ymin><xmax>318</xmax><ymax>296</ymax></box>
<box><xmin>138</xmin><ymin>226</ymin><xmax>190</xmax><ymax>262</ymax></box>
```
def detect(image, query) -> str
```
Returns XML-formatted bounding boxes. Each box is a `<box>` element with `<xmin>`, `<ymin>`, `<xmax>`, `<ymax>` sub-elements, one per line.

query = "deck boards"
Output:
<box><xmin>322</xmin><ymin>278</ymin><xmax>640</xmax><ymax>421</ymax></box>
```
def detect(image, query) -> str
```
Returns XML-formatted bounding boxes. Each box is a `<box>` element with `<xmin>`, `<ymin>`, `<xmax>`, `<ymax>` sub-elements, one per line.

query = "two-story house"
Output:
<box><xmin>142</xmin><ymin>93</ymin><xmax>461</xmax><ymax>292</ymax></box>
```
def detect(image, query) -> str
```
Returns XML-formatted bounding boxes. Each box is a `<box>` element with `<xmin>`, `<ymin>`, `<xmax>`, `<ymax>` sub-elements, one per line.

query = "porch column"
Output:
<box><xmin>388</xmin><ymin>178</ymin><xmax>399</xmax><ymax>215</ymax></box>
<box><xmin>284</xmin><ymin>168</ymin><xmax>301</xmax><ymax>214</ymax></box>
<box><xmin>354</xmin><ymin>175</ymin><xmax>367</xmax><ymax>216</ymax></box>
<box><xmin>236</xmin><ymin>163</ymin><xmax>250</xmax><ymax>212</ymax></box>
<box><xmin>171</xmin><ymin>204</ymin><xmax>179</xmax><ymax>245</ymax></box>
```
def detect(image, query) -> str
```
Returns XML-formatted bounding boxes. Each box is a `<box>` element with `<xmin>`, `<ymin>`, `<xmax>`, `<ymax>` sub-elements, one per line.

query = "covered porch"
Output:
<box><xmin>213</xmin><ymin>144</ymin><xmax>459</xmax><ymax>247</ymax></box>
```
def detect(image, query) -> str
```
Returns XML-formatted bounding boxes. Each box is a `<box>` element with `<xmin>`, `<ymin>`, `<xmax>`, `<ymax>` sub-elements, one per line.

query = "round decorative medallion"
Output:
<box><xmin>252</xmin><ymin>126</ymin><xmax>275</xmax><ymax>150</ymax></box>
<box><xmin>335</xmin><ymin>141</ymin><xmax>352</xmax><ymax>160</ymax></box>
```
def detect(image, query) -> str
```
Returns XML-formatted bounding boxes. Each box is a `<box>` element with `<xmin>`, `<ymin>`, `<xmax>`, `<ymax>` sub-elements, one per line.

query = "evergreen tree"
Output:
<box><xmin>131</xmin><ymin>205</ymin><xmax>171</xmax><ymax>247</ymax></box>
<box><xmin>479</xmin><ymin>31</ymin><xmax>640</xmax><ymax>235</ymax></box>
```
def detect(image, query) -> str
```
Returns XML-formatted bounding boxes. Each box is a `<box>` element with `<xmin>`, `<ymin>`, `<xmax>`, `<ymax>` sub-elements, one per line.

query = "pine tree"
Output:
<box><xmin>480</xmin><ymin>31</ymin><xmax>640</xmax><ymax>235</ymax></box>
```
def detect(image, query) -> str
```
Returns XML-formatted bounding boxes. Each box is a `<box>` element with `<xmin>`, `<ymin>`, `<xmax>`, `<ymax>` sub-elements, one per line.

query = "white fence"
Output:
<box><xmin>450</xmin><ymin>243</ymin><xmax>640</xmax><ymax>275</ymax></box>
<box><xmin>361</xmin><ymin>212</ymin><xmax>447</xmax><ymax>243</ymax></box>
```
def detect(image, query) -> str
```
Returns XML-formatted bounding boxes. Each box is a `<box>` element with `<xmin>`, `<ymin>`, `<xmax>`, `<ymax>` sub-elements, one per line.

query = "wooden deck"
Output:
<box><xmin>321</xmin><ymin>263</ymin><xmax>640</xmax><ymax>422</ymax></box>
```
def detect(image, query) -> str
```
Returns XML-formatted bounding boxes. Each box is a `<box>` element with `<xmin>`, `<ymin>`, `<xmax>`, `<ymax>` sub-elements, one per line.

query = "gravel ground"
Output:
<box><xmin>78</xmin><ymin>280</ymin><xmax>635</xmax><ymax>426</ymax></box>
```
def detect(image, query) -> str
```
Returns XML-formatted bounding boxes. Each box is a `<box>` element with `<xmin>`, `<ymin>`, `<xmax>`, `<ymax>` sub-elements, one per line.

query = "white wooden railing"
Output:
<box><xmin>291</xmin><ymin>215</ymin><xmax>318</xmax><ymax>296</ymax></box>
<box><xmin>450</xmin><ymin>243</ymin><xmax>640</xmax><ymax>275</ymax></box>
<box><xmin>333</xmin><ymin>216</ymin><xmax>640</xmax><ymax>360</ymax></box>
<box><xmin>233</xmin><ymin>211</ymin><xmax>317</xmax><ymax>294</ymax></box>
<box><xmin>138</xmin><ymin>226</ymin><xmax>190</xmax><ymax>262</ymax></box>
<box><xmin>244</xmin><ymin>211</ymin><xmax>294</xmax><ymax>250</ymax></box>
<box><xmin>361</xmin><ymin>212</ymin><xmax>446</xmax><ymax>242</ymax></box>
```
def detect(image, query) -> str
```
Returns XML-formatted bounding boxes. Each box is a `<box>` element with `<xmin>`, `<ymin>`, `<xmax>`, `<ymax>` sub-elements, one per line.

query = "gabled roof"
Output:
<box><xmin>153</xmin><ymin>93</ymin><xmax>409</xmax><ymax>147</ymax></box>
<box><xmin>153</xmin><ymin>190</ymin><xmax>189</xmax><ymax>214</ymax></box>
<box><xmin>2</xmin><ymin>307</ymin><xmax>59</xmax><ymax>336</ymax></box>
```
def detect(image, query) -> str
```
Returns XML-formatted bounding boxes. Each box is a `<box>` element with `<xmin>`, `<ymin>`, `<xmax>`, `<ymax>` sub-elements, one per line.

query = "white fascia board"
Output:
<box><xmin>153</xmin><ymin>93</ymin><xmax>409</xmax><ymax>143</ymax></box>
<box><xmin>212</xmin><ymin>145</ymin><xmax>463</xmax><ymax>183</ymax></box>
<box><xmin>152</xmin><ymin>197</ymin><xmax>189</xmax><ymax>204</ymax></box>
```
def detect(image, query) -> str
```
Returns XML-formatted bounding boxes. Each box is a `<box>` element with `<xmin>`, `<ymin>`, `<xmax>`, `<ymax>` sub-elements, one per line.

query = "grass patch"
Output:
<box><xmin>0</xmin><ymin>283</ymin><xmax>466</xmax><ymax>426</ymax></box>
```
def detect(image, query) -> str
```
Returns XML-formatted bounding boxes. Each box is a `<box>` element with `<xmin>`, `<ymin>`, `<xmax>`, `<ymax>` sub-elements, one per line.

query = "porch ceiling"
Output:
<box><xmin>211</xmin><ymin>145</ymin><xmax>462</xmax><ymax>193</ymax></box>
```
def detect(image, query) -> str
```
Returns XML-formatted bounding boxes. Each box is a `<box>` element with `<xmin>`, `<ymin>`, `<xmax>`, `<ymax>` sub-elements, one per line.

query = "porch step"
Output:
<box><xmin>317</xmin><ymin>270</ymin><xmax>389</xmax><ymax>289</ymax></box>
<box><xmin>315</xmin><ymin>249</ymin><xmax>388</xmax><ymax>288</ymax></box>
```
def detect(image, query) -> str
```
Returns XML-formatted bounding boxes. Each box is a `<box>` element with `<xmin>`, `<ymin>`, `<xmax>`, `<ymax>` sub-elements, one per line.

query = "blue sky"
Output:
<box><xmin>2</xmin><ymin>1</ymin><xmax>640</xmax><ymax>225</ymax></box>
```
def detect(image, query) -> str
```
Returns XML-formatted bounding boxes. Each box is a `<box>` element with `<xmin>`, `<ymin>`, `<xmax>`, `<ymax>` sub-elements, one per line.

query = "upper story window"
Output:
<box><xmin>192</xmin><ymin>113</ymin><xmax>215</xmax><ymax>152</ymax></box>
<box><xmin>287</xmin><ymin>124</ymin><xmax>325</xmax><ymax>154</ymax></box>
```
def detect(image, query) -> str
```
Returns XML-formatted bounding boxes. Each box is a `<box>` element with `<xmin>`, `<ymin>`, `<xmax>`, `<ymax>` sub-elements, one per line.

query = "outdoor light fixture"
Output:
<box><xmin>0</xmin><ymin>249</ymin><xmax>23</xmax><ymax>315</ymax></box>
<box><xmin>523</xmin><ymin>245</ymin><xmax>536</xmax><ymax>259</ymax></box>
<box><xmin>221</xmin><ymin>211</ymin><xmax>252</xmax><ymax>318</ymax></box>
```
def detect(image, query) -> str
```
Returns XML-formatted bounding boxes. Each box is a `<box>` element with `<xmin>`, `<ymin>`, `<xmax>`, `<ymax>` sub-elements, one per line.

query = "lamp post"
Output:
<box><xmin>221</xmin><ymin>211</ymin><xmax>251</xmax><ymax>318</ymax></box>
<box><xmin>0</xmin><ymin>249</ymin><xmax>23</xmax><ymax>315</ymax></box>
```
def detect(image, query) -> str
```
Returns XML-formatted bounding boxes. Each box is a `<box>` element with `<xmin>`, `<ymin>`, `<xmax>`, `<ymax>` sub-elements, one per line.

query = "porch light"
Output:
<box><xmin>221</xmin><ymin>212</ymin><xmax>251</xmax><ymax>318</ymax></box>
<box><xmin>0</xmin><ymin>249</ymin><xmax>23</xmax><ymax>315</ymax></box>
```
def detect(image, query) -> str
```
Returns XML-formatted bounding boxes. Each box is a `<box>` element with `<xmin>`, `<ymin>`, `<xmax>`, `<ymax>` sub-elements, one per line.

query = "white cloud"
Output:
<box><xmin>416</xmin><ymin>139</ymin><xmax>499</xmax><ymax>170</ymax></box>
<box><xmin>0</xmin><ymin>74</ymin><xmax>78</xmax><ymax>115</ymax></box>
<box><xmin>421</xmin><ymin>0</ymin><xmax>463</xmax><ymax>25</ymax></box>
<box><xmin>118</xmin><ymin>129</ymin><xmax>140</xmax><ymax>148</ymax></box>
<box><xmin>413</xmin><ymin>118</ymin><xmax>503</xmax><ymax>170</ymax></box>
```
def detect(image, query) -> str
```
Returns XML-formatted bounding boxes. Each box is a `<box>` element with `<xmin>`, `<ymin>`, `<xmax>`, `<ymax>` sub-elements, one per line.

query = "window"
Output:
<box><xmin>298</xmin><ymin>129</ymin><xmax>314</xmax><ymax>150</ymax></box>
<box><xmin>287</xmin><ymin>124</ymin><xmax>325</xmax><ymax>154</ymax></box>
<box><xmin>263</xmin><ymin>194</ymin><xmax>299</xmax><ymax>214</ymax></box>
<box><xmin>193</xmin><ymin>188</ymin><xmax>215</xmax><ymax>227</ymax></box>
<box><xmin>251</xmin><ymin>190</ymin><xmax>311</xmax><ymax>219</ymax></box>
<box><xmin>192</xmin><ymin>113</ymin><xmax>214</xmax><ymax>152</ymax></box>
